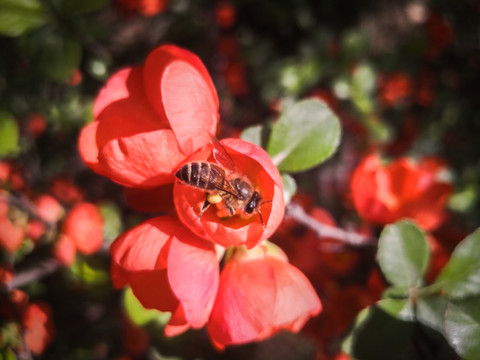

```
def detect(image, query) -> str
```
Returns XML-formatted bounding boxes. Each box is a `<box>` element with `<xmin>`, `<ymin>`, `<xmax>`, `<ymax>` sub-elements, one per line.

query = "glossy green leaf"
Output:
<box><xmin>240</xmin><ymin>123</ymin><xmax>270</xmax><ymax>148</ymax></box>
<box><xmin>123</xmin><ymin>287</ymin><xmax>171</xmax><ymax>327</ymax></box>
<box><xmin>281</xmin><ymin>173</ymin><xmax>297</xmax><ymax>205</ymax></box>
<box><xmin>378</xmin><ymin>221</ymin><xmax>429</xmax><ymax>288</ymax></box>
<box><xmin>377</xmin><ymin>298</ymin><xmax>415</xmax><ymax>322</ymax></box>
<box><xmin>267</xmin><ymin>99</ymin><xmax>341</xmax><ymax>172</ymax></box>
<box><xmin>0</xmin><ymin>0</ymin><xmax>50</xmax><ymax>37</ymax></box>
<box><xmin>415</xmin><ymin>296</ymin><xmax>449</xmax><ymax>334</ymax></box>
<box><xmin>343</xmin><ymin>303</ymin><xmax>415</xmax><ymax>360</ymax></box>
<box><xmin>0</xmin><ymin>111</ymin><xmax>20</xmax><ymax>157</ymax></box>
<box><xmin>434</xmin><ymin>228</ymin><xmax>480</xmax><ymax>299</ymax></box>
<box><xmin>444</xmin><ymin>298</ymin><xmax>480</xmax><ymax>360</ymax></box>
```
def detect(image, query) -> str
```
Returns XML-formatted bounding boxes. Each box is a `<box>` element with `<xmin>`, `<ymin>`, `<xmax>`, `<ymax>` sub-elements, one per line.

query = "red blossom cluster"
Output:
<box><xmin>350</xmin><ymin>153</ymin><xmax>452</xmax><ymax>231</ymax></box>
<box><xmin>78</xmin><ymin>44</ymin><xmax>321</xmax><ymax>349</ymax></box>
<box><xmin>0</xmin><ymin>276</ymin><xmax>55</xmax><ymax>355</ymax></box>
<box><xmin>0</xmin><ymin>166</ymin><xmax>104</xmax><ymax>265</ymax></box>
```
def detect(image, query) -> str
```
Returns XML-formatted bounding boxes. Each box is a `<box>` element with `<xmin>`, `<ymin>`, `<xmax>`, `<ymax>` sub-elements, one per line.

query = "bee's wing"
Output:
<box><xmin>209</xmin><ymin>134</ymin><xmax>238</xmax><ymax>175</ymax></box>
<box><xmin>214</xmin><ymin>179</ymin><xmax>239</xmax><ymax>198</ymax></box>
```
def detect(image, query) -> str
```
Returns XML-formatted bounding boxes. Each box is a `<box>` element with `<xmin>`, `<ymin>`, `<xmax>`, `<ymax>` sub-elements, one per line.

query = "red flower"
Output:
<box><xmin>26</xmin><ymin>113</ymin><xmax>47</xmax><ymax>138</ymax></box>
<box><xmin>48</xmin><ymin>177</ymin><xmax>84</xmax><ymax>204</ymax></box>
<box><xmin>206</xmin><ymin>242</ymin><xmax>321</xmax><ymax>349</ymax></box>
<box><xmin>33</xmin><ymin>194</ymin><xmax>64</xmax><ymax>224</ymax></box>
<box><xmin>23</xmin><ymin>302</ymin><xmax>55</xmax><ymax>355</ymax></box>
<box><xmin>55</xmin><ymin>202</ymin><xmax>104</xmax><ymax>265</ymax></box>
<box><xmin>78</xmin><ymin>45</ymin><xmax>219</xmax><ymax>188</ymax></box>
<box><xmin>0</xmin><ymin>196</ymin><xmax>24</xmax><ymax>253</ymax></box>
<box><xmin>173</xmin><ymin>138</ymin><xmax>285</xmax><ymax>248</ymax></box>
<box><xmin>116</xmin><ymin>0</ymin><xmax>168</xmax><ymax>16</ymax></box>
<box><xmin>351</xmin><ymin>153</ymin><xmax>452</xmax><ymax>231</ymax></box>
<box><xmin>378</xmin><ymin>72</ymin><xmax>413</xmax><ymax>108</ymax></box>
<box><xmin>425</xmin><ymin>12</ymin><xmax>453</xmax><ymax>59</ymax></box>
<box><xmin>215</xmin><ymin>1</ymin><xmax>236</xmax><ymax>28</ymax></box>
<box><xmin>110</xmin><ymin>216</ymin><xmax>219</xmax><ymax>336</ymax></box>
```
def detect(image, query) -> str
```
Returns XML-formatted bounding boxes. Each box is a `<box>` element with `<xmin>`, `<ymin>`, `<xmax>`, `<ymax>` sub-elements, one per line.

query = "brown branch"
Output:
<box><xmin>285</xmin><ymin>203</ymin><xmax>377</xmax><ymax>247</ymax></box>
<box><xmin>7</xmin><ymin>259</ymin><xmax>60</xmax><ymax>291</ymax></box>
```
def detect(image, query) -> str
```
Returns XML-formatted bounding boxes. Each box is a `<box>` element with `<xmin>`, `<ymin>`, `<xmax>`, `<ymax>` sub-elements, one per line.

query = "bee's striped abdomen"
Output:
<box><xmin>175</xmin><ymin>162</ymin><xmax>225</xmax><ymax>191</ymax></box>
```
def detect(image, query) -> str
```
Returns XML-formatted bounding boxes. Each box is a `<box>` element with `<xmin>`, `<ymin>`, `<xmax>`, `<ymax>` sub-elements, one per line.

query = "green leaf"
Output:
<box><xmin>434</xmin><ymin>228</ymin><xmax>480</xmax><ymax>299</ymax></box>
<box><xmin>267</xmin><ymin>99</ymin><xmax>341</xmax><ymax>172</ymax></box>
<box><xmin>123</xmin><ymin>287</ymin><xmax>171</xmax><ymax>327</ymax></box>
<box><xmin>240</xmin><ymin>123</ymin><xmax>270</xmax><ymax>148</ymax></box>
<box><xmin>415</xmin><ymin>296</ymin><xmax>449</xmax><ymax>334</ymax></box>
<box><xmin>378</xmin><ymin>220</ymin><xmax>429</xmax><ymax>288</ymax></box>
<box><xmin>281</xmin><ymin>173</ymin><xmax>297</xmax><ymax>205</ymax></box>
<box><xmin>42</xmin><ymin>35</ymin><xmax>82</xmax><ymax>83</ymax></box>
<box><xmin>343</xmin><ymin>303</ymin><xmax>415</xmax><ymax>360</ymax></box>
<box><xmin>0</xmin><ymin>0</ymin><xmax>50</xmax><ymax>37</ymax></box>
<box><xmin>98</xmin><ymin>201</ymin><xmax>123</xmax><ymax>245</ymax></box>
<box><xmin>0</xmin><ymin>111</ymin><xmax>20</xmax><ymax>157</ymax></box>
<box><xmin>350</xmin><ymin>62</ymin><xmax>376</xmax><ymax>114</ymax></box>
<box><xmin>377</xmin><ymin>298</ymin><xmax>415</xmax><ymax>322</ymax></box>
<box><xmin>444</xmin><ymin>298</ymin><xmax>480</xmax><ymax>360</ymax></box>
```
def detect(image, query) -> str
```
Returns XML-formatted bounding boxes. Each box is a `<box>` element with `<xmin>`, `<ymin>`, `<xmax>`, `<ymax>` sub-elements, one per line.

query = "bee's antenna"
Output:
<box><xmin>258</xmin><ymin>209</ymin><xmax>265</xmax><ymax>230</ymax></box>
<box><xmin>260</xmin><ymin>200</ymin><xmax>272</xmax><ymax>206</ymax></box>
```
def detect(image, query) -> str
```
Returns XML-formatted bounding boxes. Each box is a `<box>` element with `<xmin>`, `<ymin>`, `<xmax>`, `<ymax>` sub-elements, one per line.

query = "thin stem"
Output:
<box><xmin>7</xmin><ymin>259</ymin><xmax>60</xmax><ymax>291</ymax></box>
<box><xmin>285</xmin><ymin>202</ymin><xmax>377</xmax><ymax>247</ymax></box>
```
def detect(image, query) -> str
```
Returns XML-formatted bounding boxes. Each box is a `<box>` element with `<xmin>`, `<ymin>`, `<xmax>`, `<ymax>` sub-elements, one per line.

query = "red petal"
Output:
<box><xmin>351</xmin><ymin>154</ymin><xmax>396</xmax><ymax>224</ymax></box>
<box><xmin>207</xmin><ymin>256</ymin><xmax>321</xmax><ymax>348</ymax></box>
<box><xmin>78</xmin><ymin>121</ymin><xmax>103</xmax><ymax>173</ymax></box>
<box><xmin>98</xmin><ymin>129</ymin><xmax>186</xmax><ymax>188</ymax></box>
<box><xmin>129</xmin><ymin>270</ymin><xmax>179</xmax><ymax>311</ymax></box>
<box><xmin>269</xmin><ymin>258</ymin><xmax>322</xmax><ymax>331</ymax></box>
<box><xmin>207</xmin><ymin>259</ymin><xmax>276</xmax><ymax>346</ymax></box>
<box><xmin>83</xmin><ymin>67</ymin><xmax>185</xmax><ymax>187</ymax></box>
<box><xmin>123</xmin><ymin>184</ymin><xmax>174</xmax><ymax>213</ymax></box>
<box><xmin>167</xmin><ymin>226</ymin><xmax>219</xmax><ymax>328</ymax></box>
<box><xmin>143</xmin><ymin>45</ymin><xmax>219</xmax><ymax>155</ymax></box>
<box><xmin>164</xmin><ymin>306</ymin><xmax>190</xmax><ymax>337</ymax></box>
<box><xmin>110</xmin><ymin>216</ymin><xmax>179</xmax><ymax>272</ymax></box>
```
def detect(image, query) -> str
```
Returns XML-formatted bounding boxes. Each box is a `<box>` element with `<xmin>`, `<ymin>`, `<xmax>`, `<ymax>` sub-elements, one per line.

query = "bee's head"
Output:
<box><xmin>245</xmin><ymin>191</ymin><xmax>262</xmax><ymax>214</ymax></box>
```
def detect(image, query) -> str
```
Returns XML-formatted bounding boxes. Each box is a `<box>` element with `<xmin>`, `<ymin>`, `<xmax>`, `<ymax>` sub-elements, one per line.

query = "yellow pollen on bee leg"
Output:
<box><xmin>207</xmin><ymin>194</ymin><xmax>223</xmax><ymax>204</ymax></box>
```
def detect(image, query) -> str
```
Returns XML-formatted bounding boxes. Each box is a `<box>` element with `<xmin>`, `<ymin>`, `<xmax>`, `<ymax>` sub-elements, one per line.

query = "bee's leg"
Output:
<box><xmin>198</xmin><ymin>200</ymin><xmax>211</xmax><ymax>220</ymax></box>
<box><xmin>225</xmin><ymin>203</ymin><xmax>235</xmax><ymax>216</ymax></box>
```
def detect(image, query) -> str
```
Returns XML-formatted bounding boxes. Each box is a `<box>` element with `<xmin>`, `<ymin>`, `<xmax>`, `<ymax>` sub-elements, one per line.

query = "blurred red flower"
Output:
<box><xmin>425</xmin><ymin>12</ymin><xmax>453</xmax><ymax>59</ymax></box>
<box><xmin>78</xmin><ymin>45</ymin><xmax>219</xmax><ymax>188</ymax></box>
<box><xmin>0</xmin><ymin>196</ymin><xmax>25</xmax><ymax>253</ymax></box>
<box><xmin>207</xmin><ymin>242</ymin><xmax>321</xmax><ymax>349</ymax></box>
<box><xmin>33</xmin><ymin>194</ymin><xmax>64</xmax><ymax>224</ymax></box>
<box><xmin>215</xmin><ymin>1</ymin><xmax>236</xmax><ymax>28</ymax></box>
<box><xmin>351</xmin><ymin>153</ymin><xmax>452</xmax><ymax>231</ymax></box>
<box><xmin>55</xmin><ymin>202</ymin><xmax>104</xmax><ymax>265</ymax></box>
<box><xmin>48</xmin><ymin>177</ymin><xmax>84</xmax><ymax>205</ymax></box>
<box><xmin>116</xmin><ymin>0</ymin><xmax>168</xmax><ymax>16</ymax></box>
<box><xmin>23</xmin><ymin>302</ymin><xmax>55</xmax><ymax>355</ymax></box>
<box><xmin>110</xmin><ymin>216</ymin><xmax>219</xmax><ymax>336</ymax></box>
<box><xmin>378</xmin><ymin>72</ymin><xmax>413</xmax><ymax>108</ymax></box>
<box><xmin>174</xmin><ymin>138</ymin><xmax>285</xmax><ymax>249</ymax></box>
<box><xmin>26</xmin><ymin>113</ymin><xmax>47</xmax><ymax>138</ymax></box>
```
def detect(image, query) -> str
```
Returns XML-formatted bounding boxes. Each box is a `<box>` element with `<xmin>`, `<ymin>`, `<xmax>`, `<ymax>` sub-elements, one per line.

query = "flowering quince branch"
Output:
<box><xmin>6</xmin><ymin>259</ymin><xmax>60</xmax><ymax>291</ymax></box>
<box><xmin>286</xmin><ymin>202</ymin><xmax>377</xmax><ymax>246</ymax></box>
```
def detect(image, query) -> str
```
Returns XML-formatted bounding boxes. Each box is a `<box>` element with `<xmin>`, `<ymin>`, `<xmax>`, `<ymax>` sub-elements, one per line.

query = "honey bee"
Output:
<box><xmin>175</xmin><ymin>139</ymin><xmax>267</xmax><ymax>229</ymax></box>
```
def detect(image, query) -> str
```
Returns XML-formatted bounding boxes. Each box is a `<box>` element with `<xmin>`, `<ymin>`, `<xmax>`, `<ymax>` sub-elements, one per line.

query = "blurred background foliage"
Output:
<box><xmin>0</xmin><ymin>0</ymin><xmax>479</xmax><ymax>359</ymax></box>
